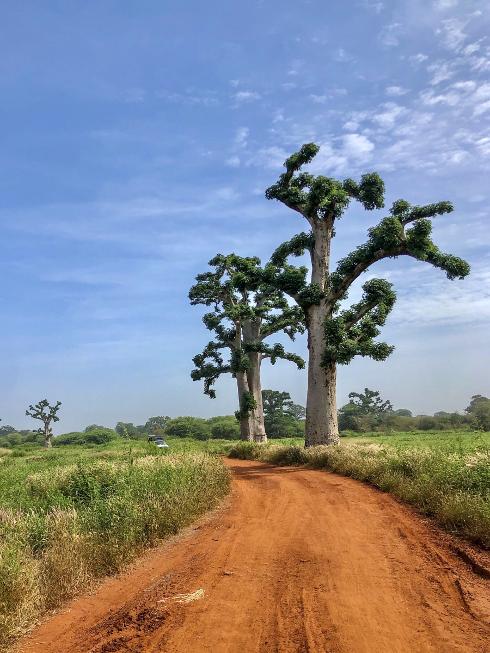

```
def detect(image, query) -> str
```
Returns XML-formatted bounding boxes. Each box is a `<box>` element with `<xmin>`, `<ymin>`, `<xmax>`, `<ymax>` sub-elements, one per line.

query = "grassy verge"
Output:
<box><xmin>0</xmin><ymin>440</ymin><xmax>230</xmax><ymax>648</ymax></box>
<box><xmin>228</xmin><ymin>439</ymin><xmax>490</xmax><ymax>548</ymax></box>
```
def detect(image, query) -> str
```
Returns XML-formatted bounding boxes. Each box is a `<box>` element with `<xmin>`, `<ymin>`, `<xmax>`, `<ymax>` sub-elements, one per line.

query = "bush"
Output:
<box><xmin>416</xmin><ymin>416</ymin><xmax>438</xmax><ymax>431</ymax></box>
<box><xmin>228</xmin><ymin>441</ymin><xmax>267</xmax><ymax>459</ymax></box>
<box><xmin>165</xmin><ymin>417</ymin><xmax>211</xmax><ymax>440</ymax></box>
<box><xmin>54</xmin><ymin>432</ymin><xmax>86</xmax><ymax>446</ymax></box>
<box><xmin>53</xmin><ymin>428</ymin><xmax>118</xmax><ymax>447</ymax></box>
<box><xmin>265</xmin><ymin>414</ymin><xmax>304</xmax><ymax>438</ymax></box>
<box><xmin>207</xmin><ymin>416</ymin><xmax>240</xmax><ymax>440</ymax></box>
<box><xmin>84</xmin><ymin>428</ymin><xmax>118</xmax><ymax>445</ymax></box>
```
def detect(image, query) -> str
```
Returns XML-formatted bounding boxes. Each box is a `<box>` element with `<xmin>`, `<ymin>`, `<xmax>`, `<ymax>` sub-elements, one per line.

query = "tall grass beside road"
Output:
<box><xmin>0</xmin><ymin>442</ymin><xmax>230</xmax><ymax>648</ymax></box>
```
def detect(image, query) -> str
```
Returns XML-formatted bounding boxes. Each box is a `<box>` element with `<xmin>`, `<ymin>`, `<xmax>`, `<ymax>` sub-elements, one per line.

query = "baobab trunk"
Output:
<box><xmin>44</xmin><ymin>425</ymin><xmax>53</xmax><ymax>448</ymax></box>
<box><xmin>247</xmin><ymin>352</ymin><xmax>267</xmax><ymax>443</ymax></box>
<box><xmin>305</xmin><ymin>302</ymin><xmax>339</xmax><ymax>447</ymax></box>
<box><xmin>236</xmin><ymin>371</ymin><xmax>254</xmax><ymax>441</ymax></box>
<box><xmin>304</xmin><ymin>220</ymin><xmax>339</xmax><ymax>447</ymax></box>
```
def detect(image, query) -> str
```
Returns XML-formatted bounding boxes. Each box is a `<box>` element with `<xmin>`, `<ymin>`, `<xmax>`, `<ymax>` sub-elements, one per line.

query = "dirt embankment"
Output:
<box><xmin>17</xmin><ymin>459</ymin><xmax>490</xmax><ymax>653</ymax></box>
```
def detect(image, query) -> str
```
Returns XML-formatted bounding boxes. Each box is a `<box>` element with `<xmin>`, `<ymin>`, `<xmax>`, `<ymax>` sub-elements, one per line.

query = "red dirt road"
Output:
<box><xmin>18</xmin><ymin>459</ymin><xmax>490</xmax><ymax>653</ymax></box>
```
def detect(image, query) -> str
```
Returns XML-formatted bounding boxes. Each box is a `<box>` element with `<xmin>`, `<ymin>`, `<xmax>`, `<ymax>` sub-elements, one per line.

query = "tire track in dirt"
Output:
<box><xmin>17</xmin><ymin>459</ymin><xmax>490</xmax><ymax>653</ymax></box>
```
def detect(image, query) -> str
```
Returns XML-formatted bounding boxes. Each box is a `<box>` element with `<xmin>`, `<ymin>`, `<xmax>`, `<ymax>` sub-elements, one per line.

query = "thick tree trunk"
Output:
<box><xmin>236</xmin><ymin>371</ymin><xmax>254</xmax><ymax>441</ymax></box>
<box><xmin>305</xmin><ymin>315</ymin><xmax>339</xmax><ymax>446</ymax></box>
<box><xmin>44</xmin><ymin>425</ymin><xmax>52</xmax><ymax>448</ymax></box>
<box><xmin>304</xmin><ymin>220</ymin><xmax>339</xmax><ymax>447</ymax></box>
<box><xmin>247</xmin><ymin>352</ymin><xmax>267</xmax><ymax>443</ymax></box>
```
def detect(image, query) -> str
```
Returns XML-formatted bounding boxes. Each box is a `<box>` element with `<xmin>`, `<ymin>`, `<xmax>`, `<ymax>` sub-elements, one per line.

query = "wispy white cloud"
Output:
<box><xmin>379</xmin><ymin>22</ymin><xmax>402</xmax><ymax>47</ymax></box>
<box><xmin>334</xmin><ymin>48</ymin><xmax>354</xmax><ymax>62</ymax></box>
<box><xmin>434</xmin><ymin>0</ymin><xmax>459</xmax><ymax>10</ymax></box>
<box><xmin>341</xmin><ymin>133</ymin><xmax>375</xmax><ymax>160</ymax></box>
<box><xmin>310</xmin><ymin>94</ymin><xmax>329</xmax><ymax>104</ymax></box>
<box><xmin>232</xmin><ymin>90</ymin><xmax>261</xmax><ymax>104</ymax></box>
<box><xmin>122</xmin><ymin>88</ymin><xmax>146</xmax><ymax>103</ymax></box>
<box><xmin>386</xmin><ymin>85</ymin><xmax>408</xmax><ymax>96</ymax></box>
<box><xmin>157</xmin><ymin>89</ymin><xmax>219</xmax><ymax>106</ymax></box>
<box><xmin>360</xmin><ymin>0</ymin><xmax>384</xmax><ymax>13</ymax></box>
<box><xmin>428</xmin><ymin>60</ymin><xmax>455</xmax><ymax>85</ymax></box>
<box><xmin>247</xmin><ymin>145</ymin><xmax>289</xmax><ymax>169</ymax></box>
<box><xmin>437</xmin><ymin>17</ymin><xmax>468</xmax><ymax>51</ymax></box>
<box><xmin>225</xmin><ymin>155</ymin><xmax>241</xmax><ymax>167</ymax></box>
<box><xmin>409</xmin><ymin>53</ymin><xmax>429</xmax><ymax>64</ymax></box>
<box><xmin>234</xmin><ymin>126</ymin><xmax>249</xmax><ymax>148</ymax></box>
<box><xmin>373</xmin><ymin>102</ymin><xmax>407</xmax><ymax>129</ymax></box>
<box><xmin>287</xmin><ymin>59</ymin><xmax>304</xmax><ymax>76</ymax></box>
<box><xmin>392</xmin><ymin>266</ymin><xmax>490</xmax><ymax>326</ymax></box>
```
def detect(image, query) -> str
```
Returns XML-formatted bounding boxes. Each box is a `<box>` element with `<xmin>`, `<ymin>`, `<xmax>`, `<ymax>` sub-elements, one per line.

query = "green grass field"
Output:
<box><xmin>268</xmin><ymin>430</ymin><xmax>490</xmax><ymax>452</ymax></box>
<box><xmin>1</xmin><ymin>430</ymin><xmax>489</xmax><ymax>649</ymax></box>
<box><xmin>0</xmin><ymin>438</ymin><xmax>230</xmax><ymax>648</ymax></box>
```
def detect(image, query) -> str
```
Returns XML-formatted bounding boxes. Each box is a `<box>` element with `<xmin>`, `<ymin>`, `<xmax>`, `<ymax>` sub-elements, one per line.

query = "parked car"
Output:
<box><xmin>147</xmin><ymin>435</ymin><xmax>169</xmax><ymax>448</ymax></box>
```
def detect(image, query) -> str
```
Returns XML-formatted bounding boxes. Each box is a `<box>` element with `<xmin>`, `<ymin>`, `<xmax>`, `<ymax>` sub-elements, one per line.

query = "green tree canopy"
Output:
<box><xmin>346</xmin><ymin>388</ymin><xmax>393</xmax><ymax>416</ymax></box>
<box><xmin>261</xmin><ymin>389</ymin><xmax>305</xmax><ymax>438</ymax></box>
<box><xmin>190</xmin><ymin>254</ymin><xmax>305</xmax><ymax>398</ymax></box>
<box><xmin>115</xmin><ymin>422</ymin><xmax>139</xmax><ymax>438</ymax></box>
<box><xmin>262</xmin><ymin>390</ymin><xmax>305</xmax><ymax>420</ymax></box>
<box><xmin>165</xmin><ymin>416</ymin><xmax>211</xmax><ymax>440</ymax></box>
<box><xmin>465</xmin><ymin>395</ymin><xmax>490</xmax><ymax>431</ymax></box>
<box><xmin>145</xmin><ymin>416</ymin><xmax>170</xmax><ymax>433</ymax></box>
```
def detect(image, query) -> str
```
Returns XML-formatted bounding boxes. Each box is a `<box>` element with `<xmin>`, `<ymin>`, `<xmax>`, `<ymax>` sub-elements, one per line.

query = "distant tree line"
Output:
<box><xmin>1</xmin><ymin>391</ymin><xmax>488</xmax><ymax>449</ymax></box>
<box><xmin>338</xmin><ymin>389</ymin><xmax>490</xmax><ymax>433</ymax></box>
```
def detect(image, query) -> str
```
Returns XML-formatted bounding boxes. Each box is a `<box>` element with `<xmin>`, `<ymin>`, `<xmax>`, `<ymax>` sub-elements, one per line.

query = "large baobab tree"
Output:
<box><xmin>265</xmin><ymin>143</ymin><xmax>470</xmax><ymax>447</ymax></box>
<box><xmin>190</xmin><ymin>254</ymin><xmax>304</xmax><ymax>442</ymax></box>
<box><xmin>26</xmin><ymin>399</ymin><xmax>62</xmax><ymax>448</ymax></box>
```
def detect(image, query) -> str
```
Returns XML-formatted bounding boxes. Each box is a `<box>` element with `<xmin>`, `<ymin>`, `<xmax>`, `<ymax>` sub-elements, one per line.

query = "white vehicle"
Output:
<box><xmin>148</xmin><ymin>435</ymin><xmax>169</xmax><ymax>448</ymax></box>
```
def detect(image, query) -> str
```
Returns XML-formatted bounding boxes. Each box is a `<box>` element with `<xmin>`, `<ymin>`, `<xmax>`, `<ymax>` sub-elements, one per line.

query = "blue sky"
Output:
<box><xmin>1</xmin><ymin>0</ymin><xmax>489</xmax><ymax>432</ymax></box>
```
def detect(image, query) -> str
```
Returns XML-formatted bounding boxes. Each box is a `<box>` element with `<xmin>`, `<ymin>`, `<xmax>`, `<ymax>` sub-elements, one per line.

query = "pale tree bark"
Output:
<box><xmin>304</xmin><ymin>219</ymin><xmax>339</xmax><ymax>446</ymax></box>
<box><xmin>236</xmin><ymin>371</ymin><xmax>254</xmax><ymax>441</ymax></box>
<box><xmin>241</xmin><ymin>318</ymin><xmax>267</xmax><ymax>442</ymax></box>
<box><xmin>247</xmin><ymin>351</ymin><xmax>267</xmax><ymax>443</ymax></box>
<box><xmin>44</xmin><ymin>424</ymin><xmax>53</xmax><ymax>448</ymax></box>
<box><xmin>305</xmin><ymin>341</ymin><xmax>339</xmax><ymax>446</ymax></box>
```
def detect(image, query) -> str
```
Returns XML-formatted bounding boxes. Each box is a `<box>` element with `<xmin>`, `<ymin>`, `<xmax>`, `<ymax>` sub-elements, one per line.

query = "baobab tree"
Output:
<box><xmin>26</xmin><ymin>399</ymin><xmax>62</xmax><ymax>448</ymax></box>
<box><xmin>265</xmin><ymin>143</ymin><xmax>470</xmax><ymax>446</ymax></box>
<box><xmin>190</xmin><ymin>254</ymin><xmax>304</xmax><ymax>442</ymax></box>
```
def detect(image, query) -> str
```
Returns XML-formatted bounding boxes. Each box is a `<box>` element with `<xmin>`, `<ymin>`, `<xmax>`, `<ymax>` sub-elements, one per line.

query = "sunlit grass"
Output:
<box><xmin>0</xmin><ymin>439</ymin><xmax>230</xmax><ymax>648</ymax></box>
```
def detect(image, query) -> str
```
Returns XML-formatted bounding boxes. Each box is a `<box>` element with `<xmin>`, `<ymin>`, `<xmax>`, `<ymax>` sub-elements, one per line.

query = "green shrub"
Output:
<box><xmin>227</xmin><ymin>441</ymin><xmax>267</xmax><ymax>459</ymax></box>
<box><xmin>165</xmin><ymin>416</ymin><xmax>211</xmax><ymax>440</ymax></box>
<box><xmin>84</xmin><ymin>428</ymin><xmax>118</xmax><ymax>445</ymax></box>
<box><xmin>207</xmin><ymin>416</ymin><xmax>240</xmax><ymax>440</ymax></box>
<box><xmin>54</xmin><ymin>428</ymin><xmax>118</xmax><ymax>447</ymax></box>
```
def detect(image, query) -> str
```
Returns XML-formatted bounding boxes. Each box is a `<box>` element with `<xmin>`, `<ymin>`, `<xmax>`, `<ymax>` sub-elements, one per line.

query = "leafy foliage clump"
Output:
<box><xmin>261</xmin><ymin>390</ymin><xmax>305</xmax><ymax>438</ymax></box>
<box><xmin>190</xmin><ymin>253</ymin><xmax>305</xmax><ymax>401</ymax></box>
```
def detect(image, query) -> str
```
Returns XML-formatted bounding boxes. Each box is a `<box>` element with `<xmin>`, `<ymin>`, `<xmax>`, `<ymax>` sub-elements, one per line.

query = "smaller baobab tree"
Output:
<box><xmin>26</xmin><ymin>399</ymin><xmax>62</xmax><ymax>448</ymax></box>
<box><xmin>190</xmin><ymin>254</ymin><xmax>305</xmax><ymax>442</ymax></box>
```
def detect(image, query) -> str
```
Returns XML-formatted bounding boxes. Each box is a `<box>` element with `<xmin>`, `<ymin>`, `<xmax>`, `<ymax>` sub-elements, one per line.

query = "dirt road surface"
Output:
<box><xmin>18</xmin><ymin>459</ymin><xmax>490</xmax><ymax>653</ymax></box>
